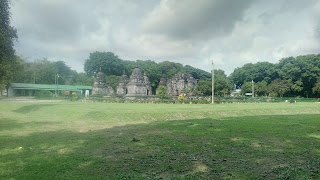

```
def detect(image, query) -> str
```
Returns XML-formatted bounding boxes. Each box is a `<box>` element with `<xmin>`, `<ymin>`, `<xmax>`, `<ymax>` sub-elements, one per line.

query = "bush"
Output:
<box><xmin>72</xmin><ymin>92</ymin><xmax>78</xmax><ymax>101</ymax></box>
<box><xmin>35</xmin><ymin>90</ymin><xmax>54</xmax><ymax>99</ymax></box>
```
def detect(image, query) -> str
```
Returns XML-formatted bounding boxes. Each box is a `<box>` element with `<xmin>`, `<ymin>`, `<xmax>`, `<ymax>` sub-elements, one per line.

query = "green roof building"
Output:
<box><xmin>8</xmin><ymin>83</ymin><xmax>92</xmax><ymax>97</ymax></box>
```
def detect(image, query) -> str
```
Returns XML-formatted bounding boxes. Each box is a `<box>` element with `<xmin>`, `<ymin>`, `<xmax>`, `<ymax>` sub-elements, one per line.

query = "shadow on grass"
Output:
<box><xmin>1</xmin><ymin>114</ymin><xmax>320</xmax><ymax>179</ymax></box>
<box><xmin>0</xmin><ymin>118</ymin><xmax>61</xmax><ymax>131</ymax></box>
<box><xmin>13</xmin><ymin>104</ymin><xmax>56</xmax><ymax>114</ymax></box>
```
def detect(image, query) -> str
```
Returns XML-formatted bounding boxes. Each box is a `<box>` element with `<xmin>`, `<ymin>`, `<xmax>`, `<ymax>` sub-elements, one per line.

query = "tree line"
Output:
<box><xmin>2</xmin><ymin>52</ymin><xmax>233</xmax><ymax>96</ymax></box>
<box><xmin>231</xmin><ymin>54</ymin><xmax>320</xmax><ymax>98</ymax></box>
<box><xmin>6</xmin><ymin>51</ymin><xmax>319</xmax><ymax>98</ymax></box>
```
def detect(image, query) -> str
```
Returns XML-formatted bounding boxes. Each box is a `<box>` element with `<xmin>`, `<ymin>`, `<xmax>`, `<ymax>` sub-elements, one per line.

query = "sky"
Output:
<box><xmin>10</xmin><ymin>0</ymin><xmax>320</xmax><ymax>75</ymax></box>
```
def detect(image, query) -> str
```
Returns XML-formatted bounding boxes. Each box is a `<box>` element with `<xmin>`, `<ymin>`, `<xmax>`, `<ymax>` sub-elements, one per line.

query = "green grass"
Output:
<box><xmin>0</xmin><ymin>101</ymin><xmax>320</xmax><ymax>179</ymax></box>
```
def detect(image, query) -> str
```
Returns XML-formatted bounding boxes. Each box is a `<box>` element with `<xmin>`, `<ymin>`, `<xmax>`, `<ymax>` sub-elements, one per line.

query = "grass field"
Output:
<box><xmin>0</xmin><ymin>101</ymin><xmax>320</xmax><ymax>179</ymax></box>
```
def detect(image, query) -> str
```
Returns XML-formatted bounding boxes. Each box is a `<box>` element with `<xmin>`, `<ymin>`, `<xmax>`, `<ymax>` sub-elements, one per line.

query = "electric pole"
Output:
<box><xmin>252</xmin><ymin>80</ymin><xmax>254</xmax><ymax>98</ymax></box>
<box><xmin>55</xmin><ymin>74</ymin><xmax>57</xmax><ymax>97</ymax></box>
<box><xmin>212</xmin><ymin>60</ymin><xmax>214</xmax><ymax>104</ymax></box>
<box><xmin>55</xmin><ymin>74</ymin><xmax>59</xmax><ymax>97</ymax></box>
<box><xmin>33</xmin><ymin>71</ymin><xmax>35</xmax><ymax>84</ymax></box>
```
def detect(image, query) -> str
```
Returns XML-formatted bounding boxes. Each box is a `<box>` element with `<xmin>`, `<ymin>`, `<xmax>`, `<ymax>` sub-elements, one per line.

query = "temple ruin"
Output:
<box><xmin>125</xmin><ymin>68</ymin><xmax>152</xmax><ymax>96</ymax></box>
<box><xmin>159</xmin><ymin>73</ymin><xmax>198</xmax><ymax>96</ymax></box>
<box><xmin>116</xmin><ymin>73</ymin><xmax>129</xmax><ymax>95</ymax></box>
<box><xmin>93</xmin><ymin>68</ymin><xmax>152</xmax><ymax>96</ymax></box>
<box><xmin>92</xmin><ymin>70</ymin><xmax>114</xmax><ymax>95</ymax></box>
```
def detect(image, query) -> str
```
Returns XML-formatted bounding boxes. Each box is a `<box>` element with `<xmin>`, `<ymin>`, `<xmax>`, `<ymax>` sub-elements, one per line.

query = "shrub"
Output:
<box><xmin>35</xmin><ymin>90</ymin><xmax>54</xmax><ymax>99</ymax></box>
<box><xmin>178</xmin><ymin>94</ymin><xmax>185</xmax><ymax>100</ymax></box>
<box><xmin>72</xmin><ymin>92</ymin><xmax>78</xmax><ymax>101</ymax></box>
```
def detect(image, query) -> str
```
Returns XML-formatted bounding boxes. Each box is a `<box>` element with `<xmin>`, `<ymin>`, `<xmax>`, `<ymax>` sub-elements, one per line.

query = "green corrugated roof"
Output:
<box><xmin>10</xmin><ymin>83</ymin><xmax>92</xmax><ymax>91</ymax></box>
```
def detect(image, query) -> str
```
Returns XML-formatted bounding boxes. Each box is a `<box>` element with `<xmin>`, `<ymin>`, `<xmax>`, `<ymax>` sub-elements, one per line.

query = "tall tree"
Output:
<box><xmin>230</xmin><ymin>62</ymin><xmax>278</xmax><ymax>88</ymax></box>
<box><xmin>0</xmin><ymin>0</ymin><xmax>18</xmax><ymax>90</ymax></box>
<box><xmin>268</xmin><ymin>79</ymin><xmax>292</xmax><ymax>97</ymax></box>
<box><xmin>84</xmin><ymin>52</ymin><xmax>125</xmax><ymax>76</ymax></box>
<box><xmin>214</xmin><ymin>69</ymin><xmax>233</xmax><ymax>96</ymax></box>
<box><xmin>312</xmin><ymin>77</ymin><xmax>320</xmax><ymax>96</ymax></box>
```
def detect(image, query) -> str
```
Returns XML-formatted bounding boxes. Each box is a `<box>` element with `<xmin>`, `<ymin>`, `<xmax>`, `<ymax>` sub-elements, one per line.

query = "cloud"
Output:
<box><xmin>10</xmin><ymin>0</ymin><xmax>320</xmax><ymax>75</ymax></box>
<box><xmin>142</xmin><ymin>0</ymin><xmax>254</xmax><ymax>40</ymax></box>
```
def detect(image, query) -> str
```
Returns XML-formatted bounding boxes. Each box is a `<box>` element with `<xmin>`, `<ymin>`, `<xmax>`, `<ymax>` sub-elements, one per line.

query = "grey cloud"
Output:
<box><xmin>12</xmin><ymin>0</ymin><xmax>101</xmax><ymax>43</ymax></box>
<box><xmin>10</xmin><ymin>0</ymin><xmax>320</xmax><ymax>74</ymax></box>
<box><xmin>142</xmin><ymin>0</ymin><xmax>254</xmax><ymax>40</ymax></box>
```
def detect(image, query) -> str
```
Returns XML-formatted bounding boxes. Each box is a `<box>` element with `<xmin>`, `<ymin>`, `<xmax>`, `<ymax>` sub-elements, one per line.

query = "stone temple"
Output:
<box><xmin>92</xmin><ymin>70</ymin><xmax>114</xmax><ymax>95</ymax></box>
<box><xmin>116</xmin><ymin>72</ymin><xmax>129</xmax><ymax>95</ymax></box>
<box><xmin>93</xmin><ymin>68</ymin><xmax>151</xmax><ymax>96</ymax></box>
<box><xmin>125</xmin><ymin>68</ymin><xmax>152</xmax><ymax>96</ymax></box>
<box><xmin>159</xmin><ymin>73</ymin><xmax>198</xmax><ymax>96</ymax></box>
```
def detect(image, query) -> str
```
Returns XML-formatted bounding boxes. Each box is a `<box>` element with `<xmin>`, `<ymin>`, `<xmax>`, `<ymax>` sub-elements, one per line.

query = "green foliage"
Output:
<box><xmin>268</xmin><ymin>79</ymin><xmax>292</xmax><ymax>97</ymax></box>
<box><xmin>312</xmin><ymin>77</ymin><xmax>320</xmax><ymax>95</ymax></box>
<box><xmin>255</xmin><ymin>80</ymin><xmax>268</xmax><ymax>96</ymax></box>
<box><xmin>240</xmin><ymin>81</ymin><xmax>253</xmax><ymax>95</ymax></box>
<box><xmin>105</xmin><ymin>75</ymin><xmax>121</xmax><ymax>91</ymax></box>
<box><xmin>84</xmin><ymin>51</ymin><xmax>124</xmax><ymax>76</ymax></box>
<box><xmin>183</xmin><ymin>65</ymin><xmax>211</xmax><ymax>79</ymax></box>
<box><xmin>156</xmin><ymin>85</ymin><xmax>168</xmax><ymax>99</ymax></box>
<box><xmin>196</xmin><ymin>79</ymin><xmax>211</xmax><ymax>96</ymax></box>
<box><xmin>73</xmin><ymin>73</ymin><xmax>94</xmax><ymax>86</ymax></box>
<box><xmin>0</xmin><ymin>0</ymin><xmax>18</xmax><ymax>89</ymax></box>
<box><xmin>196</xmin><ymin>70</ymin><xmax>232</xmax><ymax>96</ymax></box>
<box><xmin>158</xmin><ymin>61</ymin><xmax>184</xmax><ymax>78</ymax></box>
<box><xmin>214</xmin><ymin>69</ymin><xmax>233</xmax><ymax>96</ymax></box>
<box><xmin>72</xmin><ymin>92</ymin><xmax>78</xmax><ymax>101</ymax></box>
<box><xmin>9</xmin><ymin>57</ymin><xmax>85</xmax><ymax>86</ymax></box>
<box><xmin>231</xmin><ymin>54</ymin><xmax>320</xmax><ymax>97</ymax></box>
<box><xmin>34</xmin><ymin>90</ymin><xmax>54</xmax><ymax>99</ymax></box>
<box><xmin>230</xmin><ymin>62</ymin><xmax>278</xmax><ymax>88</ymax></box>
<box><xmin>291</xmin><ymin>80</ymin><xmax>303</xmax><ymax>94</ymax></box>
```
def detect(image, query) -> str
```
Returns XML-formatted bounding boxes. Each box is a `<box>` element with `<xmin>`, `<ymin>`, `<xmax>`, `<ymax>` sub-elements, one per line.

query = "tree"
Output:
<box><xmin>230</xmin><ymin>62</ymin><xmax>278</xmax><ymax>88</ymax></box>
<box><xmin>183</xmin><ymin>65</ymin><xmax>211</xmax><ymax>79</ymax></box>
<box><xmin>105</xmin><ymin>75</ymin><xmax>121</xmax><ymax>91</ymax></box>
<box><xmin>291</xmin><ymin>80</ymin><xmax>303</xmax><ymax>95</ymax></box>
<box><xmin>196</xmin><ymin>79</ymin><xmax>211</xmax><ymax>96</ymax></box>
<box><xmin>214</xmin><ymin>69</ymin><xmax>233</xmax><ymax>96</ymax></box>
<box><xmin>278</xmin><ymin>55</ymin><xmax>320</xmax><ymax>97</ymax></box>
<box><xmin>268</xmin><ymin>79</ymin><xmax>292</xmax><ymax>97</ymax></box>
<box><xmin>157</xmin><ymin>85</ymin><xmax>168</xmax><ymax>99</ymax></box>
<box><xmin>84</xmin><ymin>51</ymin><xmax>125</xmax><ymax>76</ymax></box>
<box><xmin>0</xmin><ymin>0</ymin><xmax>18</xmax><ymax>90</ymax></box>
<box><xmin>240</xmin><ymin>81</ymin><xmax>252</xmax><ymax>95</ymax></box>
<box><xmin>11</xmin><ymin>58</ymin><xmax>79</xmax><ymax>85</ymax></box>
<box><xmin>158</xmin><ymin>61</ymin><xmax>184</xmax><ymax>78</ymax></box>
<box><xmin>73</xmin><ymin>73</ymin><xmax>94</xmax><ymax>86</ymax></box>
<box><xmin>255</xmin><ymin>80</ymin><xmax>268</xmax><ymax>96</ymax></box>
<box><xmin>312</xmin><ymin>77</ymin><xmax>320</xmax><ymax>96</ymax></box>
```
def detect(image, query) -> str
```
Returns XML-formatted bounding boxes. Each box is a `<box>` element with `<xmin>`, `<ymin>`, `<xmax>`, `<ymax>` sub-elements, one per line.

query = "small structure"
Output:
<box><xmin>7</xmin><ymin>83</ymin><xmax>92</xmax><ymax>97</ymax></box>
<box><xmin>116</xmin><ymin>72</ymin><xmax>129</xmax><ymax>95</ymax></box>
<box><xmin>92</xmin><ymin>70</ymin><xmax>114</xmax><ymax>95</ymax></box>
<box><xmin>125</xmin><ymin>68</ymin><xmax>151</xmax><ymax>96</ymax></box>
<box><xmin>165</xmin><ymin>73</ymin><xmax>198</xmax><ymax>96</ymax></box>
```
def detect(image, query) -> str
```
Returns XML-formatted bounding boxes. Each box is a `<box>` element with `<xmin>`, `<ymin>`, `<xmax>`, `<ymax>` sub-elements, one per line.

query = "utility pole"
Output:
<box><xmin>212</xmin><ymin>60</ymin><xmax>214</xmax><ymax>104</ymax></box>
<box><xmin>252</xmin><ymin>80</ymin><xmax>254</xmax><ymax>98</ymax></box>
<box><xmin>56</xmin><ymin>74</ymin><xmax>59</xmax><ymax>97</ymax></box>
<box><xmin>33</xmin><ymin>71</ymin><xmax>35</xmax><ymax>84</ymax></box>
<box><xmin>55</xmin><ymin>74</ymin><xmax>57</xmax><ymax>97</ymax></box>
